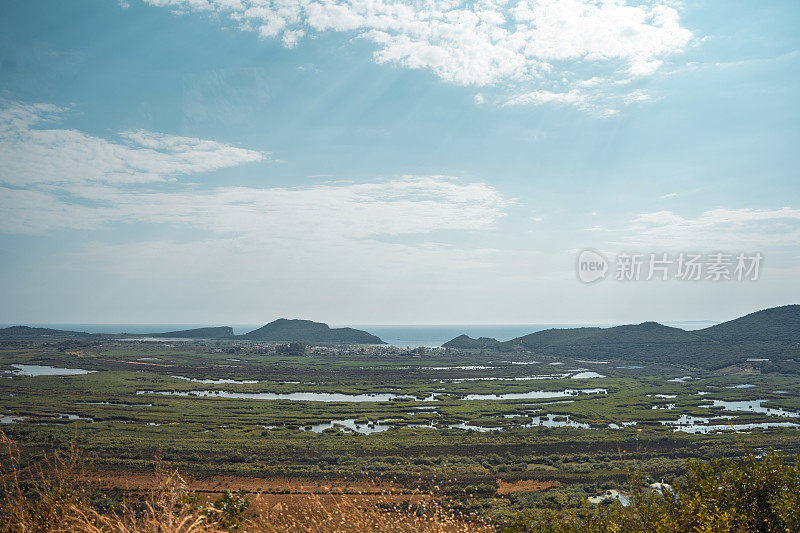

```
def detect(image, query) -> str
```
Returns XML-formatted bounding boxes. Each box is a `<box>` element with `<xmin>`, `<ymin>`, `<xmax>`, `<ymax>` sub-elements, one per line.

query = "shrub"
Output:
<box><xmin>502</xmin><ymin>450</ymin><xmax>800</xmax><ymax>532</ymax></box>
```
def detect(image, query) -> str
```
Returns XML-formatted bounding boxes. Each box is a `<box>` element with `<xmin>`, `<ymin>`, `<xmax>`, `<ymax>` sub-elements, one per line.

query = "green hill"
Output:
<box><xmin>442</xmin><ymin>334</ymin><xmax>501</xmax><ymax>349</ymax></box>
<box><xmin>0</xmin><ymin>326</ymin><xmax>93</xmax><ymax>338</ymax></box>
<box><xmin>696</xmin><ymin>304</ymin><xmax>800</xmax><ymax>342</ymax></box>
<box><xmin>240</xmin><ymin>319</ymin><xmax>384</xmax><ymax>344</ymax></box>
<box><xmin>441</xmin><ymin>305</ymin><xmax>800</xmax><ymax>370</ymax></box>
<box><xmin>147</xmin><ymin>326</ymin><xmax>234</xmax><ymax>339</ymax></box>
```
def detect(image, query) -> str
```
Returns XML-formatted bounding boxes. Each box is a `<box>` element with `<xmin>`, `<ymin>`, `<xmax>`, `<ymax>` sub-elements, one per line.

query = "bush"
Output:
<box><xmin>503</xmin><ymin>450</ymin><xmax>800</xmax><ymax>532</ymax></box>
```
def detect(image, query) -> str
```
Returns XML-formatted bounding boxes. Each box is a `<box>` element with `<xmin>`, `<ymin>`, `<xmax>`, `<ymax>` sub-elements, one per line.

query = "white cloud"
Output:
<box><xmin>504</xmin><ymin>86</ymin><xmax>651</xmax><ymax>114</ymax></box>
<box><xmin>140</xmin><ymin>0</ymin><xmax>694</xmax><ymax>112</ymax></box>
<box><xmin>504</xmin><ymin>89</ymin><xmax>588</xmax><ymax>107</ymax></box>
<box><xmin>2</xmin><ymin>173</ymin><xmax>513</xmax><ymax>309</ymax></box>
<box><xmin>0</xmin><ymin>101</ymin><xmax>511</xmax><ymax>245</ymax></box>
<box><xmin>621</xmin><ymin>207</ymin><xmax>800</xmax><ymax>249</ymax></box>
<box><xmin>1</xmin><ymin>175</ymin><xmax>510</xmax><ymax>237</ymax></box>
<box><xmin>281</xmin><ymin>29</ymin><xmax>305</xmax><ymax>48</ymax></box>
<box><xmin>0</xmin><ymin>100</ymin><xmax>514</xmax><ymax>302</ymax></box>
<box><xmin>624</xmin><ymin>89</ymin><xmax>652</xmax><ymax>104</ymax></box>
<box><xmin>628</xmin><ymin>58</ymin><xmax>663</xmax><ymax>77</ymax></box>
<box><xmin>0</xmin><ymin>100</ymin><xmax>264</xmax><ymax>187</ymax></box>
<box><xmin>0</xmin><ymin>188</ymin><xmax>109</xmax><ymax>233</ymax></box>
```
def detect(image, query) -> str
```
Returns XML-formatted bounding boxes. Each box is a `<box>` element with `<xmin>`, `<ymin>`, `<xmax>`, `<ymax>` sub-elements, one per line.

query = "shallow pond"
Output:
<box><xmin>701</xmin><ymin>399</ymin><xmax>799</xmax><ymax>418</ymax></box>
<box><xmin>652</xmin><ymin>404</ymin><xmax>676</xmax><ymax>410</ymax></box>
<box><xmin>661</xmin><ymin>414</ymin><xmax>730</xmax><ymax>426</ymax></box>
<box><xmin>420</xmin><ymin>365</ymin><xmax>493</xmax><ymax>370</ymax></box>
<box><xmin>668</xmin><ymin>421</ymin><xmax>798</xmax><ymax>434</ymax></box>
<box><xmin>448</xmin><ymin>422</ymin><xmax>503</xmax><ymax>432</ymax></box>
<box><xmin>301</xmin><ymin>419</ymin><xmax>391</xmax><ymax>434</ymax></box>
<box><xmin>137</xmin><ymin>390</ymin><xmax>417</xmax><ymax>402</ymax></box>
<box><xmin>55</xmin><ymin>413</ymin><xmax>95</xmax><ymax>422</ymax></box>
<box><xmin>660</xmin><ymin>411</ymin><xmax>799</xmax><ymax>434</ymax></box>
<box><xmin>442</xmin><ymin>374</ymin><xmax>570</xmax><ymax>383</ymax></box>
<box><xmin>520</xmin><ymin>414</ymin><xmax>591</xmax><ymax>430</ymax></box>
<box><xmin>171</xmin><ymin>376</ymin><xmax>258</xmax><ymax>385</ymax></box>
<box><xmin>608</xmin><ymin>421</ymin><xmax>637</xmax><ymax>429</ymax></box>
<box><xmin>76</xmin><ymin>402</ymin><xmax>152</xmax><ymax>407</ymax></box>
<box><xmin>137</xmin><ymin>388</ymin><xmax>605</xmax><ymax>402</ymax></box>
<box><xmin>9</xmin><ymin>364</ymin><xmax>95</xmax><ymax>376</ymax></box>
<box><xmin>571</xmin><ymin>372</ymin><xmax>606</xmax><ymax>379</ymax></box>
<box><xmin>589</xmin><ymin>490</ymin><xmax>630</xmax><ymax>506</ymax></box>
<box><xmin>463</xmin><ymin>388</ymin><xmax>606</xmax><ymax>401</ymax></box>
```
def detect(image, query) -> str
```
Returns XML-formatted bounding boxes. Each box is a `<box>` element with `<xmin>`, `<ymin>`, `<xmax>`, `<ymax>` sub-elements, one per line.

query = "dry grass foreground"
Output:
<box><xmin>0</xmin><ymin>432</ymin><xmax>493</xmax><ymax>532</ymax></box>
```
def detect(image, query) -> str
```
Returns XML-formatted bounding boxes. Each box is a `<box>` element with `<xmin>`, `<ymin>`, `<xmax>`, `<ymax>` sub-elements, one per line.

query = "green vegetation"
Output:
<box><xmin>1</xmin><ymin>317</ymin><xmax>800</xmax><ymax>530</ymax></box>
<box><xmin>240</xmin><ymin>318</ymin><xmax>385</xmax><ymax>344</ymax></box>
<box><xmin>443</xmin><ymin>304</ymin><xmax>800</xmax><ymax>371</ymax></box>
<box><xmin>503</xmin><ymin>451</ymin><xmax>800</xmax><ymax>532</ymax></box>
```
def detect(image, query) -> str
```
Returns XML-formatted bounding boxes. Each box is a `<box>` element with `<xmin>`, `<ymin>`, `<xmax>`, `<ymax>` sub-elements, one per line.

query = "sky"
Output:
<box><xmin>0</xmin><ymin>0</ymin><xmax>799</xmax><ymax>326</ymax></box>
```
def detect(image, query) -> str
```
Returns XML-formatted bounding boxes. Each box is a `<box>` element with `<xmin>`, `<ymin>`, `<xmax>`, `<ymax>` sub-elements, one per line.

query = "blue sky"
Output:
<box><xmin>1</xmin><ymin>0</ymin><xmax>798</xmax><ymax>325</ymax></box>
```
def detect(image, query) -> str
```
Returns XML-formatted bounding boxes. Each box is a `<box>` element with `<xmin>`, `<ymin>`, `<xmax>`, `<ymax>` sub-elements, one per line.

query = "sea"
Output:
<box><xmin>1</xmin><ymin>322</ymin><xmax>717</xmax><ymax>348</ymax></box>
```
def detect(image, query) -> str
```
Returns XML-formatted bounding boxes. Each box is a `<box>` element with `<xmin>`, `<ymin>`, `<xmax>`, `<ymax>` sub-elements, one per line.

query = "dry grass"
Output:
<box><xmin>0</xmin><ymin>432</ymin><xmax>493</xmax><ymax>533</ymax></box>
<box><xmin>249</xmin><ymin>492</ymin><xmax>493</xmax><ymax>532</ymax></box>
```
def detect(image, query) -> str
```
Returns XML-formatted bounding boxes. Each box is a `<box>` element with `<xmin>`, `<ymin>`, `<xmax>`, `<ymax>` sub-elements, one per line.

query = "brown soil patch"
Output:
<box><xmin>715</xmin><ymin>364</ymin><xmax>760</xmax><ymax>375</ymax></box>
<box><xmin>496</xmin><ymin>479</ymin><xmax>559</xmax><ymax>494</ymax></box>
<box><xmin>78</xmin><ymin>471</ymin><xmax>411</xmax><ymax>495</ymax></box>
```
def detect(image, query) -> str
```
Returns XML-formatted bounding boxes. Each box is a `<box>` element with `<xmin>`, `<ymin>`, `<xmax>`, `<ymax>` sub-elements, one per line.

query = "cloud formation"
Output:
<box><xmin>0</xmin><ymin>99</ymin><xmax>513</xmax><ymax>302</ymax></box>
<box><xmin>1</xmin><ymin>176</ymin><xmax>509</xmax><ymax>237</ymax></box>
<box><xmin>622</xmin><ymin>207</ymin><xmax>800</xmax><ymax>249</ymax></box>
<box><xmin>0</xmin><ymin>101</ymin><xmax>265</xmax><ymax>186</ymax></box>
<box><xmin>0</xmin><ymin>101</ymin><xmax>509</xmax><ymax>250</ymax></box>
<box><xmin>141</xmin><ymin>0</ymin><xmax>693</xmax><ymax>112</ymax></box>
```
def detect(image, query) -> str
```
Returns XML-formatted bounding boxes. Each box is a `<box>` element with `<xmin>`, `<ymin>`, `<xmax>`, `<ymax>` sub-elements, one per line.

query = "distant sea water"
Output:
<box><xmin>2</xmin><ymin>321</ymin><xmax>716</xmax><ymax>349</ymax></box>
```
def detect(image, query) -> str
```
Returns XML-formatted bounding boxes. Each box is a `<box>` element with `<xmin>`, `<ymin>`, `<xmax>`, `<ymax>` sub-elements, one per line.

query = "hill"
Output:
<box><xmin>503</xmin><ymin>323</ymin><xmax>706</xmax><ymax>351</ymax></box>
<box><xmin>441</xmin><ymin>305</ymin><xmax>800</xmax><ymax>370</ymax></box>
<box><xmin>147</xmin><ymin>326</ymin><xmax>234</xmax><ymax>339</ymax></box>
<box><xmin>696</xmin><ymin>304</ymin><xmax>800</xmax><ymax>342</ymax></box>
<box><xmin>240</xmin><ymin>319</ymin><xmax>384</xmax><ymax>344</ymax></box>
<box><xmin>0</xmin><ymin>325</ymin><xmax>93</xmax><ymax>338</ymax></box>
<box><xmin>504</xmin><ymin>327</ymin><xmax>601</xmax><ymax>350</ymax></box>
<box><xmin>442</xmin><ymin>335</ymin><xmax>501</xmax><ymax>349</ymax></box>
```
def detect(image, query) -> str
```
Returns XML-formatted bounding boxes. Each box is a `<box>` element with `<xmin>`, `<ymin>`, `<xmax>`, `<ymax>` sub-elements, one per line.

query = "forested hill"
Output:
<box><xmin>442</xmin><ymin>305</ymin><xmax>800</xmax><ymax>371</ymax></box>
<box><xmin>240</xmin><ymin>319</ymin><xmax>385</xmax><ymax>344</ymax></box>
<box><xmin>0</xmin><ymin>326</ymin><xmax>93</xmax><ymax>338</ymax></box>
<box><xmin>694</xmin><ymin>304</ymin><xmax>800</xmax><ymax>342</ymax></box>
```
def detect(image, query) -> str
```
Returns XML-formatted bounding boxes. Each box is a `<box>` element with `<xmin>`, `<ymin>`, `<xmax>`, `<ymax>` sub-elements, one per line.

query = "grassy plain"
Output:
<box><xmin>1</xmin><ymin>338</ymin><xmax>799</xmax><ymax>527</ymax></box>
